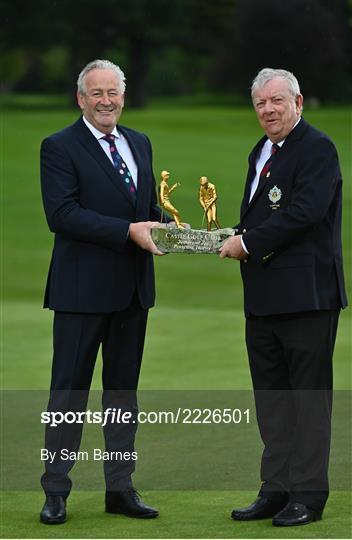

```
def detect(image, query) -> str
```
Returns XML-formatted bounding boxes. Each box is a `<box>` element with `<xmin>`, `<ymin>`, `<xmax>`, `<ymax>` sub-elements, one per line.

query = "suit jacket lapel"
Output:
<box><xmin>73</xmin><ymin>118</ymin><xmax>137</xmax><ymax>207</ymax></box>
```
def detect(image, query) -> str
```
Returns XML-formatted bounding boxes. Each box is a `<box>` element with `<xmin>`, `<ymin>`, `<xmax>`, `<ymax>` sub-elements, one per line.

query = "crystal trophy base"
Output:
<box><xmin>151</xmin><ymin>227</ymin><xmax>237</xmax><ymax>254</ymax></box>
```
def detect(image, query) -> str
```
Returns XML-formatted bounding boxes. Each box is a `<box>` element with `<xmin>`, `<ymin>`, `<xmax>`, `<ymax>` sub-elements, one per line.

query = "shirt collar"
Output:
<box><xmin>82</xmin><ymin>116</ymin><xmax>120</xmax><ymax>140</ymax></box>
<box><xmin>268</xmin><ymin>117</ymin><xmax>301</xmax><ymax>147</ymax></box>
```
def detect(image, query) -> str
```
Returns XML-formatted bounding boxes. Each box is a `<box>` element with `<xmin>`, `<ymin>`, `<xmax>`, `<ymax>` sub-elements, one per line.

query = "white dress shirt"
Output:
<box><xmin>82</xmin><ymin>116</ymin><xmax>138</xmax><ymax>187</ymax></box>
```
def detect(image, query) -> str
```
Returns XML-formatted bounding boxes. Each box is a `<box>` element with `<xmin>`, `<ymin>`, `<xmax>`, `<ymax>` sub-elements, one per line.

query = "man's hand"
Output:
<box><xmin>219</xmin><ymin>234</ymin><xmax>247</xmax><ymax>260</ymax></box>
<box><xmin>129</xmin><ymin>222</ymin><xmax>165</xmax><ymax>255</ymax></box>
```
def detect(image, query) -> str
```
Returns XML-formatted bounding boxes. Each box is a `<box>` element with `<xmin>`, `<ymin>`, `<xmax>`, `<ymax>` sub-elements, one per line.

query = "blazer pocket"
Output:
<box><xmin>270</xmin><ymin>253</ymin><xmax>314</xmax><ymax>269</ymax></box>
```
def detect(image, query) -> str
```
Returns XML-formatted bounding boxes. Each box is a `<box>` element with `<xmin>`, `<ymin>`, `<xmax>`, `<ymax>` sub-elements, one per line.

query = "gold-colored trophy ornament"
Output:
<box><xmin>199</xmin><ymin>176</ymin><xmax>221</xmax><ymax>231</ymax></box>
<box><xmin>152</xmin><ymin>170</ymin><xmax>237</xmax><ymax>254</ymax></box>
<box><xmin>159</xmin><ymin>170</ymin><xmax>185</xmax><ymax>228</ymax></box>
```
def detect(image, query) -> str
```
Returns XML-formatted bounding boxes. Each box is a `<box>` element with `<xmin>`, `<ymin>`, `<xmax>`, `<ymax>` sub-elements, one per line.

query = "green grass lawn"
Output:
<box><xmin>1</xmin><ymin>102</ymin><xmax>351</xmax><ymax>538</ymax></box>
<box><xmin>1</xmin><ymin>491</ymin><xmax>351</xmax><ymax>539</ymax></box>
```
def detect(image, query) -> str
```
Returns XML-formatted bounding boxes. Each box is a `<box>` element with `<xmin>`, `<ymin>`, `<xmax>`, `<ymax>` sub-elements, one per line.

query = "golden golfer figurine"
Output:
<box><xmin>159</xmin><ymin>170</ymin><xmax>185</xmax><ymax>228</ymax></box>
<box><xmin>199</xmin><ymin>176</ymin><xmax>221</xmax><ymax>230</ymax></box>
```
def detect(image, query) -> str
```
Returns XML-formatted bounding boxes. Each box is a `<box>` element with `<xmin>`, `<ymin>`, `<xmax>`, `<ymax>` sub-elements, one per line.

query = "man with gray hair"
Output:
<box><xmin>220</xmin><ymin>68</ymin><xmax>347</xmax><ymax>526</ymax></box>
<box><xmin>39</xmin><ymin>59</ymin><xmax>166</xmax><ymax>524</ymax></box>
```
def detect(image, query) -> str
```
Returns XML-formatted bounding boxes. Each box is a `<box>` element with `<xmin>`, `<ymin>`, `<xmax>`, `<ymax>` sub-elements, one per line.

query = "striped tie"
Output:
<box><xmin>260</xmin><ymin>143</ymin><xmax>280</xmax><ymax>179</ymax></box>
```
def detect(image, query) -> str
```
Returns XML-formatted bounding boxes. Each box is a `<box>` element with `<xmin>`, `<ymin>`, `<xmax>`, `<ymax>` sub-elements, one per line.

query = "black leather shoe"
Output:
<box><xmin>105</xmin><ymin>489</ymin><xmax>158</xmax><ymax>519</ymax></box>
<box><xmin>40</xmin><ymin>496</ymin><xmax>66</xmax><ymax>524</ymax></box>
<box><xmin>273</xmin><ymin>502</ymin><xmax>322</xmax><ymax>526</ymax></box>
<box><xmin>231</xmin><ymin>496</ymin><xmax>287</xmax><ymax>520</ymax></box>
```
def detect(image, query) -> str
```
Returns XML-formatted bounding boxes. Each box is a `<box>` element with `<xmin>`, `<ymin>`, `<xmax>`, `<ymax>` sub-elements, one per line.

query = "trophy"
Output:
<box><xmin>151</xmin><ymin>171</ymin><xmax>237</xmax><ymax>254</ymax></box>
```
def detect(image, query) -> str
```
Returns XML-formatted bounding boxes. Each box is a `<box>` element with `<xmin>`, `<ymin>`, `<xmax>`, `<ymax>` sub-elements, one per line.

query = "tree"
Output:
<box><xmin>1</xmin><ymin>0</ymin><xmax>351</xmax><ymax>103</ymax></box>
<box><xmin>208</xmin><ymin>0</ymin><xmax>352</xmax><ymax>101</ymax></box>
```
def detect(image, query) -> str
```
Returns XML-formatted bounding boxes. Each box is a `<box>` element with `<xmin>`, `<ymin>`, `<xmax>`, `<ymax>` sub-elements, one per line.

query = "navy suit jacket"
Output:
<box><xmin>40</xmin><ymin>117</ymin><xmax>164</xmax><ymax>313</ymax></box>
<box><xmin>238</xmin><ymin>117</ymin><xmax>348</xmax><ymax>317</ymax></box>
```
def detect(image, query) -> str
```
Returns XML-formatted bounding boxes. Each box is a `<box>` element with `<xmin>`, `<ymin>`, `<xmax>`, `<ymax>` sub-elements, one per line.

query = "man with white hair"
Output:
<box><xmin>39</xmin><ymin>59</ymin><xmax>165</xmax><ymax>524</ymax></box>
<box><xmin>220</xmin><ymin>68</ymin><xmax>347</xmax><ymax>526</ymax></box>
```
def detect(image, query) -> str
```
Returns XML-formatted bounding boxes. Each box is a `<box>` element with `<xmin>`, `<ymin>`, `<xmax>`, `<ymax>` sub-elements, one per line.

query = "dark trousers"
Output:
<box><xmin>41</xmin><ymin>299</ymin><xmax>148</xmax><ymax>497</ymax></box>
<box><xmin>245</xmin><ymin>310</ymin><xmax>340</xmax><ymax>512</ymax></box>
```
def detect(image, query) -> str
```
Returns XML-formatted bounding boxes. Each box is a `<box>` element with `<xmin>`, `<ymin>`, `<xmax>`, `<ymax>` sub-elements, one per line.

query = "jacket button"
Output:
<box><xmin>243</xmin><ymin>259</ymin><xmax>248</xmax><ymax>263</ymax></box>
<box><xmin>242</xmin><ymin>228</ymin><xmax>247</xmax><ymax>233</ymax></box>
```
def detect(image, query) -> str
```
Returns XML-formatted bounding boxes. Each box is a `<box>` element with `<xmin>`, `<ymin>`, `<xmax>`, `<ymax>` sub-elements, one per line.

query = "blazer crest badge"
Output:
<box><xmin>268</xmin><ymin>185</ymin><xmax>282</xmax><ymax>210</ymax></box>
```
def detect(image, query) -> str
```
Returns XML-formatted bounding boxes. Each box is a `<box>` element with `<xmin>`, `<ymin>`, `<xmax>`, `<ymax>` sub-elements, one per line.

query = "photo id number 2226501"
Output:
<box><xmin>178</xmin><ymin>408</ymin><xmax>250</xmax><ymax>424</ymax></box>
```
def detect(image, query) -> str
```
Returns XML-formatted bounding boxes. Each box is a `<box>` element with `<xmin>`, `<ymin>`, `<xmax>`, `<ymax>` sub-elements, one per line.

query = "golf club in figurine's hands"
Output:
<box><xmin>199</xmin><ymin>176</ymin><xmax>221</xmax><ymax>231</ymax></box>
<box><xmin>152</xmin><ymin>170</ymin><xmax>237</xmax><ymax>254</ymax></box>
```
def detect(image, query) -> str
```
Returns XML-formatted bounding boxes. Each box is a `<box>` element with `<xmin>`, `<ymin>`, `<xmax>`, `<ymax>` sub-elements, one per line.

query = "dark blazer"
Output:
<box><xmin>40</xmin><ymin>117</ymin><xmax>164</xmax><ymax>313</ymax></box>
<box><xmin>238</xmin><ymin>117</ymin><xmax>347</xmax><ymax>317</ymax></box>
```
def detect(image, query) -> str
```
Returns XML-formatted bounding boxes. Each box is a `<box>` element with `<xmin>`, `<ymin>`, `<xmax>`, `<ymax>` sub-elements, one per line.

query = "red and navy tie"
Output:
<box><xmin>260</xmin><ymin>143</ymin><xmax>280</xmax><ymax>179</ymax></box>
<box><xmin>102</xmin><ymin>134</ymin><xmax>137</xmax><ymax>201</ymax></box>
